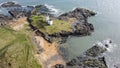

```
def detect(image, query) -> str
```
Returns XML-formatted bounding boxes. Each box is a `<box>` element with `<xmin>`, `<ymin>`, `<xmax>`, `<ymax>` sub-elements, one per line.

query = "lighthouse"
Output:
<box><xmin>46</xmin><ymin>15</ymin><xmax>49</xmax><ymax>22</ymax></box>
<box><xmin>46</xmin><ymin>15</ymin><xmax>53</xmax><ymax>26</ymax></box>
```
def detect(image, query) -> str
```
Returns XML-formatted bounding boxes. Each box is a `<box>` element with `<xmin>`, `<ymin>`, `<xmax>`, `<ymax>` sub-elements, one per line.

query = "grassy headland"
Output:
<box><xmin>30</xmin><ymin>15</ymin><xmax>72</xmax><ymax>34</ymax></box>
<box><xmin>0</xmin><ymin>26</ymin><xmax>41</xmax><ymax>68</ymax></box>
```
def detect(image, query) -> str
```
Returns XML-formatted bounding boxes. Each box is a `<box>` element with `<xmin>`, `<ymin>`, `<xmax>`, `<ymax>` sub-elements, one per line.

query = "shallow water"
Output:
<box><xmin>0</xmin><ymin>0</ymin><xmax>120</xmax><ymax>67</ymax></box>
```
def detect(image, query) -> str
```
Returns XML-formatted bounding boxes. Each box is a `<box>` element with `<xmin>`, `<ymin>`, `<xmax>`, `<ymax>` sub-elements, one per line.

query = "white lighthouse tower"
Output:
<box><xmin>46</xmin><ymin>15</ymin><xmax>53</xmax><ymax>26</ymax></box>
<box><xmin>46</xmin><ymin>15</ymin><xmax>49</xmax><ymax>22</ymax></box>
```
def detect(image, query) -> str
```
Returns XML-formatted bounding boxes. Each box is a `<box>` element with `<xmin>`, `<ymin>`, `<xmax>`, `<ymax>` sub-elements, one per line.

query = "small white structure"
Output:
<box><xmin>46</xmin><ymin>15</ymin><xmax>50</xmax><ymax>22</ymax></box>
<box><xmin>46</xmin><ymin>15</ymin><xmax>53</xmax><ymax>25</ymax></box>
<box><xmin>48</xmin><ymin>19</ymin><xmax>53</xmax><ymax>25</ymax></box>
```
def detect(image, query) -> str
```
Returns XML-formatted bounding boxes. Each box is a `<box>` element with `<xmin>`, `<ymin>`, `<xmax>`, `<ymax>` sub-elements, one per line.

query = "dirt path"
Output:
<box><xmin>33</xmin><ymin>35</ymin><xmax>66</xmax><ymax>68</ymax></box>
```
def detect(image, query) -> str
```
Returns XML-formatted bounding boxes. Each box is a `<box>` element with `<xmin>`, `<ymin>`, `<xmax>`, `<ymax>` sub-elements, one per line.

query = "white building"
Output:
<box><xmin>48</xmin><ymin>20</ymin><xmax>53</xmax><ymax>25</ymax></box>
<box><xmin>46</xmin><ymin>15</ymin><xmax>53</xmax><ymax>25</ymax></box>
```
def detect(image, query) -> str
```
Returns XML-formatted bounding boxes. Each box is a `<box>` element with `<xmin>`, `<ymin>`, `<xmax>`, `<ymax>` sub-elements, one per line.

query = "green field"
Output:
<box><xmin>0</xmin><ymin>26</ymin><xmax>41</xmax><ymax>68</ymax></box>
<box><xmin>30</xmin><ymin>15</ymin><xmax>72</xmax><ymax>34</ymax></box>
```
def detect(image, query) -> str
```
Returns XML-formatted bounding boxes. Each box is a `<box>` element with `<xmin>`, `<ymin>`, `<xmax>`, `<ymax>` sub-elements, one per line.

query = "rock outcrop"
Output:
<box><xmin>66</xmin><ymin>39</ymin><xmax>112</xmax><ymax>68</ymax></box>
<box><xmin>58</xmin><ymin>8</ymin><xmax>96</xmax><ymax>21</ymax></box>
<box><xmin>57</xmin><ymin>8</ymin><xmax>96</xmax><ymax>36</ymax></box>
<box><xmin>1</xmin><ymin>2</ymin><xmax>34</xmax><ymax>18</ymax></box>
<box><xmin>27</xmin><ymin>8</ymin><xmax>96</xmax><ymax>44</ymax></box>
<box><xmin>1</xmin><ymin>2</ymin><xmax>21</xmax><ymax>7</ymax></box>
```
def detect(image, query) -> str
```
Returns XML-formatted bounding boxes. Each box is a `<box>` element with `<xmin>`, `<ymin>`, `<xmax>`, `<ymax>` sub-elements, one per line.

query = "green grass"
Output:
<box><xmin>0</xmin><ymin>26</ymin><xmax>41</xmax><ymax>68</ymax></box>
<box><xmin>30</xmin><ymin>15</ymin><xmax>72</xmax><ymax>34</ymax></box>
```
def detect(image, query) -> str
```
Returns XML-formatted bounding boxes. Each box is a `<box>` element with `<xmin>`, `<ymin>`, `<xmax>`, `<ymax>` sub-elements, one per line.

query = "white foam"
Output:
<box><xmin>72</xmin><ymin>7</ymin><xmax>77</xmax><ymax>11</ymax></box>
<box><xmin>95</xmin><ymin>39</ymin><xmax>116</xmax><ymax>52</ymax></box>
<box><xmin>0</xmin><ymin>2</ymin><xmax>4</xmax><ymax>6</ymax></box>
<box><xmin>103</xmin><ymin>39</ymin><xmax>116</xmax><ymax>52</ymax></box>
<box><xmin>44</xmin><ymin>4</ymin><xmax>60</xmax><ymax>15</ymax></box>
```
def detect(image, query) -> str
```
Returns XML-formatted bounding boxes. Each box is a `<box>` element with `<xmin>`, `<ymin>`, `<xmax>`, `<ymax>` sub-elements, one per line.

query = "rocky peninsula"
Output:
<box><xmin>0</xmin><ymin>2</ymin><xmax>109</xmax><ymax>68</ymax></box>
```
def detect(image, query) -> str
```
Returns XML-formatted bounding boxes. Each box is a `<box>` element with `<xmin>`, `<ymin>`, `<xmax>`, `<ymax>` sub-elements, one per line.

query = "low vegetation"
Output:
<box><xmin>30</xmin><ymin>15</ymin><xmax>72</xmax><ymax>34</ymax></box>
<box><xmin>0</xmin><ymin>26</ymin><xmax>41</xmax><ymax>68</ymax></box>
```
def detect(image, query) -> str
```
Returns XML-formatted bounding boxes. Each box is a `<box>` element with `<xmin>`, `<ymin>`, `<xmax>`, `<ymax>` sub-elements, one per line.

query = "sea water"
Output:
<box><xmin>0</xmin><ymin>0</ymin><xmax>120</xmax><ymax>67</ymax></box>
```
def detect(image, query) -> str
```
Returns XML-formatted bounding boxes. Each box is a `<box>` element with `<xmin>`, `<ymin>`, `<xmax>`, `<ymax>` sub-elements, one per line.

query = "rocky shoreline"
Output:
<box><xmin>0</xmin><ymin>2</ymin><xmax>96</xmax><ymax>43</ymax></box>
<box><xmin>66</xmin><ymin>39</ymin><xmax>111</xmax><ymax>68</ymax></box>
<box><xmin>0</xmin><ymin>2</ymin><xmax>109</xmax><ymax>68</ymax></box>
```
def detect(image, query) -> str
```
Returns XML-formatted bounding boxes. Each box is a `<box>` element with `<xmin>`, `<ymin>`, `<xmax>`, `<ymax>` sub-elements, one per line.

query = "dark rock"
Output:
<box><xmin>35</xmin><ymin>5</ymin><xmax>45</xmax><ymax>8</ymax></box>
<box><xmin>1</xmin><ymin>2</ymin><xmax>34</xmax><ymax>18</ymax></box>
<box><xmin>83</xmin><ymin>59</ymin><xmax>107</xmax><ymax>68</ymax></box>
<box><xmin>8</xmin><ymin>10</ymin><xmax>32</xmax><ymax>18</ymax></box>
<box><xmin>7</xmin><ymin>5</ymin><xmax>34</xmax><ymax>18</ymax></box>
<box><xmin>1</xmin><ymin>2</ymin><xmax>21</xmax><ymax>7</ymax></box>
<box><xmin>58</xmin><ymin>8</ymin><xmax>96</xmax><ymax>21</ymax></box>
<box><xmin>57</xmin><ymin>8</ymin><xmax>96</xmax><ymax>37</ymax></box>
<box><xmin>27</xmin><ymin>6</ymin><xmax>34</xmax><ymax>9</ymax></box>
<box><xmin>88</xmin><ymin>23</ymin><xmax>94</xmax><ymax>31</ymax></box>
<box><xmin>98</xmin><ymin>57</ymin><xmax>108</xmax><ymax>68</ymax></box>
<box><xmin>109</xmin><ymin>40</ymin><xmax>112</xmax><ymax>43</ymax></box>
<box><xmin>105</xmin><ymin>44</ymin><xmax>109</xmax><ymax>48</ymax></box>
<box><xmin>67</xmin><ymin>59</ymin><xmax>77</xmax><ymax>66</ymax></box>
<box><xmin>66</xmin><ymin>40</ymin><xmax>110</xmax><ymax>68</ymax></box>
<box><xmin>85</xmin><ymin>45</ymin><xmax>107</xmax><ymax>57</ymax></box>
<box><xmin>34</xmin><ymin>4</ymin><xmax>58</xmax><ymax>16</ymax></box>
<box><xmin>54</xmin><ymin>64</ymin><xmax>64</xmax><ymax>68</ymax></box>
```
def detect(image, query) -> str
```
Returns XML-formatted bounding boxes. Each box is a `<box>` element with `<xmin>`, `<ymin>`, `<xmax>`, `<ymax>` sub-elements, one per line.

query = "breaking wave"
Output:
<box><xmin>95</xmin><ymin>39</ymin><xmax>116</xmax><ymax>52</ymax></box>
<box><xmin>95</xmin><ymin>39</ymin><xmax>118</xmax><ymax>68</ymax></box>
<box><xmin>44</xmin><ymin>4</ymin><xmax>61</xmax><ymax>16</ymax></box>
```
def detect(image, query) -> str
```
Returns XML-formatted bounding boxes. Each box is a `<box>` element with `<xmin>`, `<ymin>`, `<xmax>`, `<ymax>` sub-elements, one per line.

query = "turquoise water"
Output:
<box><xmin>0</xmin><ymin>0</ymin><xmax>120</xmax><ymax>67</ymax></box>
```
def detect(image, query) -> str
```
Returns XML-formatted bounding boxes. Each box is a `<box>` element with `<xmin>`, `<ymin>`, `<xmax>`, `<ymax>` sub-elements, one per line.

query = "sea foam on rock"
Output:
<box><xmin>34</xmin><ymin>4</ymin><xmax>60</xmax><ymax>16</ymax></box>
